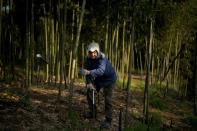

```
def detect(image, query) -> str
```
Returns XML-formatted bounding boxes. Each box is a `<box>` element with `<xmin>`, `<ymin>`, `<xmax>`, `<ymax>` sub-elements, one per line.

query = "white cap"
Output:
<box><xmin>87</xmin><ymin>42</ymin><xmax>100</xmax><ymax>54</ymax></box>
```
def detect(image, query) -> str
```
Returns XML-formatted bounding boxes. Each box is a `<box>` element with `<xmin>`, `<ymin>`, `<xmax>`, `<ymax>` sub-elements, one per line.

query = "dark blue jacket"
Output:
<box><xmin>85</xmin><ymin>53</ymin><xmax>116</xmax><ymax>88</ymax></box>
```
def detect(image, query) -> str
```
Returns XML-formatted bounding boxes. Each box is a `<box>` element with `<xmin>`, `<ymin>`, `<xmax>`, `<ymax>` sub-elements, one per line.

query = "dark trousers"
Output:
<box><xmin>87</xmin><ymin>83</ymin><xmax>115</xmax><ymax>122</ymax></box>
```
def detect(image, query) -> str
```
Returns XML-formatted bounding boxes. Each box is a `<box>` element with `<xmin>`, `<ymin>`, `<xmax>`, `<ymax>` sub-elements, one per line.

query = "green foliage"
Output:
<box><xmin>124</xmin><ymin>110</ymin><xmax>162</xmax><ymax>131</ymax></box>
<box><xmin>124</xmin><ymin>121</ymin><xmax>147</xmax><ymax>131</ymax></box>
<box><xmin>116</xmin><ymin>80</ymin><xmax>123</xmax><ymax>89</ymax></box>
<box><xmin>64</xmin><ymin>110</ymin><xmax>99</xmax><ymax>130</ymax></box>
<box><xmin>149</xmin><ymin>112</ymin><xmax>163</xmax><ymax>126</ymax></box>
<box><xmin>124</xmin><ymin>120</ymin><xmax>160</xmax><ymax>131</ymax></box>
<box><xmin>184</xmin><ymin>115</ymin><xmax>197</xmax><ymax>129</ymax></box>
<box><xmin>0</xmin><ymin>75</ymin><xmax>13</xmax><ymax>83</ymax></box>
<box><xmin>149</xmin><ymin>96</ymin><xmax>166</xmax><ymax>110</ymax></box>
<box><xmin>149</xmin><ymin>84</ymin><xmax>160</xmax><ymax>96</ymax></box>
<box><xmin>20</xmin><ymin>94</ymin><xmax>30</xmax><ymax>106</ymax></box>
<box><xmin>65</xmin><ymin>111</ymin><xmax>84</xmax><ymax>129</ymax></box>
<box><xmin>131</xmin><ymin>108</ymin><xmax>142</xmax><ymax>120</ymax></box>
<box><xmin>116</xmin><ymin>78</ymin><xmax>145</xmax><ymax>91</ymax></box>
<box><xmin>149</xmin><ymin>84</ymin><xmax>166</xmax><ymax>110</ymax></box>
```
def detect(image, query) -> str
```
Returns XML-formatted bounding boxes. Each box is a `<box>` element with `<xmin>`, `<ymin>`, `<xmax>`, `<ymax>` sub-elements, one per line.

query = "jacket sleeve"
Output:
<box><xmin>85</xmin><ymin>58</ymin><xmax>94</xmax><ymax>84</ymax></box>
<box><xmin>89</xmin><ymin>59</ymin><xmax>106</xmax><ymax>78</ymax></box>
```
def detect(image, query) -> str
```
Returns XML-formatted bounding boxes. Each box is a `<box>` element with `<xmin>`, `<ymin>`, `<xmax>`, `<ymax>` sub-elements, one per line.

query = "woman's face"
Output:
<box><xmin>88</xmin><ymin>50</ymin><xmax>98</xmax><ymax>59</ymax></box>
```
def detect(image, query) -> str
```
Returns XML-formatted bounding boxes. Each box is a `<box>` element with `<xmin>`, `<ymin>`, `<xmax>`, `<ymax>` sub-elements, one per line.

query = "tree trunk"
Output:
<box><xmin>58</xmin><ymin>0</ymin><xmax>63</xmax><ymax>100</ymax></box>
<box><xmin>151</xmin><ymin>40</ymin><xmax>154</xmax><ymax>84</ymax></box>
<box><xmin>25</xmin><ymin>0</ymin><xmax>30</xmax><ymax>103</ymax></box>
<box><xmin>115</xmin><ymin>23</ymin><xmax>119</xmax><ymax>71</ymax></box>
<box><xmin>9</xmin><ymin>0</ymin><xmax>15</xmax><ymax>81</ymax></box>
<box><xmin>68</xmin><ymin>50</ymin><xmax>72</xmax><ymax>83</ymax></box>
<box><xmin>194</xmin><ymin>32</ymin><xmax>197</xmax><ymax>115</ymax></box>
<box><xmin>111</xmin><ymin>27</ymin><xmax>116</xmax><ymax>67</ymax></box>
<box><xmin>140</xmin><ymin>51</ymin><xmax>143</xmax><ymax>76</ymax></box>
<box><xmin>143</xmin><ymin>17</ymin><xmax>154</xmax><ymax>124</ymax></box>
<box><xmin>121</xmin><ymin>20</ymin><xmax>126</xmax><ymax>79</ymax></box>
<box><xmin>68</xmin><ymin>3</ymin><xmax>75</xmax><ymax>84</ymax></box>
<box><xmin>71</xmin><ymin>8</ymin><xmax>75</xmax><ymax>42</ymax></box>
<box><xmin>164</xmin><ymin>39</ymin><xmax>172</xmax><ymax>97</ymax></box>
<box><xmin>0</xmin><ymin>0</ymin><xmax>2</xmax><ymax>60</ymax></box>
<box><xmin>26</xmin><ymin>0</ymin><xmax>29</xmax><ymax>86</ymax></box>
<box><xmin>134</xmin><ymin>44</ymin><xmax>139</xmax><ymax>73</ymax></box>
<box><xmin>161</xmin><ymin>43</ymin><xmax>185</xmax><ymax>83</ymax></box>
<box><xmin>70</xmin><ymin>0</ymin><xmax>86</xmax><ymax>106</ymax></box>
<box><xmin>105</xmin><ymin>0</ymin><xmax>110</xmax><ymax>56</ymax></box>
<box><xmin>30</xmin><ymin>0</ymin><xmax>34</xmax><ymax>85</ymax></box>
<box><xmin>48</xmin><ymin>19</ymin><xmax>54</xmax><ymax>84</ymax></box>
<box><xmin>63</xmin><ymin>0</ymin><xmax>68</xmax><ymax>88</ymax></box>
<box><xmin>124</xmin><ymin>0</ymin><xmax>135</xmax><ymax>124</ymax></box>
<box><xmin>174</xmin><ymin>32</ymin><xmax>179</xmax><ymax>89</ymax></box>
<box><xmin>44</xmin><ymin>15</ymin><xmax>48</xmax><ymax>82</ymax></box>
<box><xmin>54</xmin><ymin>37</ymin><xmax>59</xmax><ymax>85</ymax></box>
<box><xmin>156</xmin><ymin>56</ymin><xmax>160</xmax><ymax>83</ymax></box>
<box><xmin>71</xmin><ymin>0</ymin><xmax>86</xmax><ymax>78</ymax></box>
<box><xmin>125</xmin><ymin>22</ymin><xmax>135</xmax><ymax>128</ymax></box>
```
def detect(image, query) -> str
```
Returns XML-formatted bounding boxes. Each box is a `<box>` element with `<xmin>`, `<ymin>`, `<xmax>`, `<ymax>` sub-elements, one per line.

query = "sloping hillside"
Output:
<box><xmin>0</xmin><ymin>78</ymin><xmax>195</xmax><ymax>130</ymax></box>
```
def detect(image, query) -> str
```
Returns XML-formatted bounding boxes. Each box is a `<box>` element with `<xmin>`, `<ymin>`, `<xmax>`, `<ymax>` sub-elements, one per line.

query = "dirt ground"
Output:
<box><xmin>0</xmin><ymin>79</ymin><xmax>193</xmax><ymax>131</ymax></box>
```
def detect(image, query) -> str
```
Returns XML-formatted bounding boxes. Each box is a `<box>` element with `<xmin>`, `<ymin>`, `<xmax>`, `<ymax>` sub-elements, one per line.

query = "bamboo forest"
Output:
<box><xmin>1</xmin><ymin>0</ymin><xmax>197</xmax><ymax>130</ymax></box>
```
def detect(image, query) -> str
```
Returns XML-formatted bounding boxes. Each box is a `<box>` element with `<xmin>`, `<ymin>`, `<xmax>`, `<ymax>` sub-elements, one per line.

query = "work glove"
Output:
<box><xmin>80</xmin><ymin>68</ymin><xmax>90</xmax><ymax>76</ymax></box>
<box><xmin>86</xmin><ymin>83</ymin><xmax>95</xmax><ymax>90</ymax></box>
